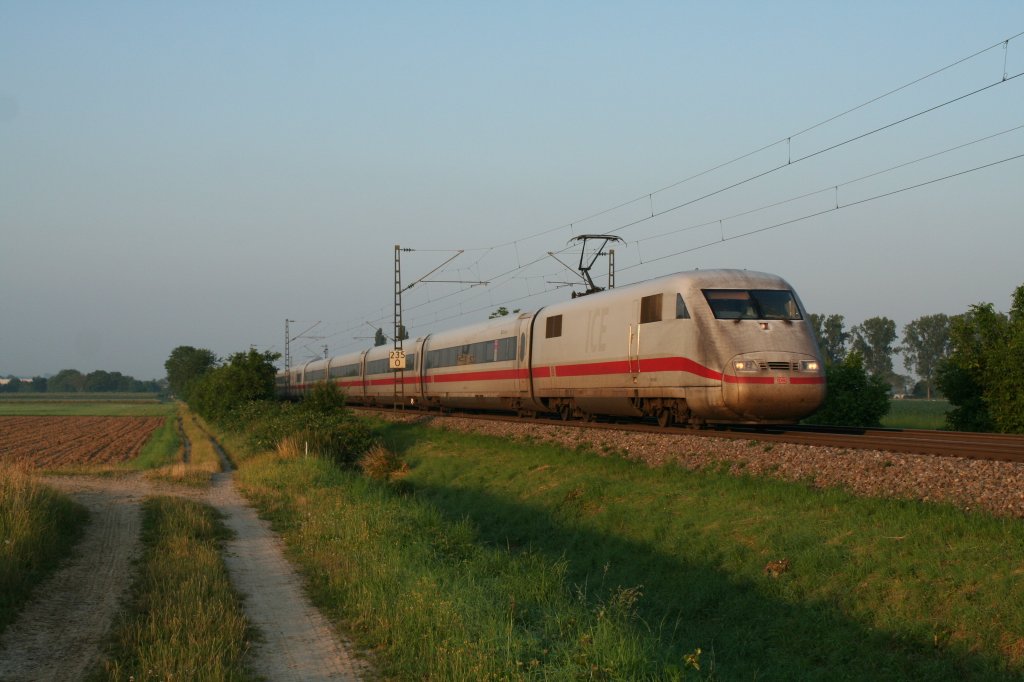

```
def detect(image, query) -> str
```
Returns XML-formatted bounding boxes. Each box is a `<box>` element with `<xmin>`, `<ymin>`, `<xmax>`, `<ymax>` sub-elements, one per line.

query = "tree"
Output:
<box><xmin>489</xmin><ymin>307</ymin><xmax>521</xmax><ymax>319</ymax></box>
<box><xmin>936</xmin><ymin>356</ymin><xmax>993</xmax><ymax>432</ymax></box>
<box><xmin>48</xmin><ymin>369</ymin><xmax>85</xmax><ymax>392</ymax></box>
<box><xmin>804</xmin><ymin>352</ymin><xmax>891</xmax><ymax>427</ymax></box>
<box><xmin>164</xmin><ymin>346</ymin><xmax>217</xmax><ymax>399</ymax></box>
<box><xmin>808</xmin><ymin>313</ymin><xmax>849</xmax><ymax>365</ymax></box>
<box><xmin>84</xmin><ymin>370</ymin><xmax>124</xmax><ymax>392</ymax></box>
<box><xmin>188</xmin><ymin>349</ymin><xmax>281</xmax><ymax>423</ymax></box>
<box><xmin>901</xmin><ymin>314</ymin><xmax>951</xmax><ymax>400</ymax></box>
<box><xmin>937</xmin><ymin>285</ymin><xmax>1024</xmax><ymax>433</ymax></box>
<box><xmin>850</xmin><ymin>317</ymin><xmax>898</xmax><ymax>379</ymax></box>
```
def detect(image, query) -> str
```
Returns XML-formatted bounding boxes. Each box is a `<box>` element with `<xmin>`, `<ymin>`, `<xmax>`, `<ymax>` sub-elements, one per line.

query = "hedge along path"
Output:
<box><xmin>0</xmin><ymin>440</ymin><xmax>366</xmax><ymax>680</ymax></box>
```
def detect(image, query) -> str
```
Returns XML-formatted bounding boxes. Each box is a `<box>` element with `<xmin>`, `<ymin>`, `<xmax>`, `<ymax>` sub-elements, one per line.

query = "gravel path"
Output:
<box><xmin>0</xmin><ymin>465</ymin><xmax>367</xmax><ymax>681</ymax></box>
<box><xmin>208</xmin><ymin>472</ymin><xmax>367</xmax><ymax>681</ymax></box>
<box><xmin>0</xmin><ymin>475</ymin><xmax>150</xmax><ymax>682</ymax></box>
<box><xmin>380</xmin><ymin>412</ymin><xmax>1024</xmax><ymax>518</ymax></box>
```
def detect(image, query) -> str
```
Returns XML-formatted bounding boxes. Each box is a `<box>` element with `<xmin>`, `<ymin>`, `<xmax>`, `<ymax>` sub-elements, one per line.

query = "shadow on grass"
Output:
<box><xmin>376</xmin><ymin>420</ymin><xmax>1016</xmax><ymax>681</ymax></box>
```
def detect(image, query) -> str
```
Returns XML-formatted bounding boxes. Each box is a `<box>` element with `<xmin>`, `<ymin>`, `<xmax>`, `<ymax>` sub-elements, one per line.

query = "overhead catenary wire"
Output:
<box><xmin>310</xmin><ymin>33</ymin><xmax>1024</xmax><ymax>354</ymax></box>
<box><xmin>629</xmin><ymin>122</ymin><xmax>1024</xmax><ymax>248</ymax></box>
<box><xmin>474</xmin><ymin>31</ymin><xmax>1024</xmax><ymax>251</ymax></box>
<box><xmin>397</xmin><ymin>147</ymin><xmax>1024</xmax><ymax>331</ymax></box>
<box><xmin>619</xmin><ymin>152</ymin><xmax>1024</xmax><ymax>272</ymax></box>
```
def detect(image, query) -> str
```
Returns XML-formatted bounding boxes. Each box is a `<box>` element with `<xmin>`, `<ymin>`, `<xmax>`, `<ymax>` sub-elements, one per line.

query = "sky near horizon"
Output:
<box><xmin>2</xmin><ymin>2</ymin><xmax>1023</xmax><ymax>380</ymax></box>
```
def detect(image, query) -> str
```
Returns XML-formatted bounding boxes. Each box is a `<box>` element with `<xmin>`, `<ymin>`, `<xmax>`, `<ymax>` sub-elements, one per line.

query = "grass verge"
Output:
<box><xmin>144</xmin><ymin>407</ymin><xmax>223</xmax><ymax>486</ymax></box>
<box><xmin>127</xmin><ymin>416</ymin><xmax>181</xmax><ymax>471</ymax></box>
<box><xmin>92</xmin><ymin>496</ymin><xmax>255</xmax><ymax>681</ymax></box>
<box><xmin>234</xmin><ymin>419</ymin><xmax>1024</xmax><ymax>680</ymax></box>
<box><xmin>0</xmin><ymin>464</ymin><xmax>89</xmax><ymax>636</ymax></box>
<box><xmin>882</xmin><ymin>399</ymin><xmax>951</xmax><ymax>429</ymax></box>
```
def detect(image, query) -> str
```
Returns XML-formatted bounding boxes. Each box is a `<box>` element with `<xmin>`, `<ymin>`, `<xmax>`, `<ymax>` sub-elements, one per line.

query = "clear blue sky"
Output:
<box><xmin>2</xmin><ymin>2</ymin><xmax>1022</xmax><ymax>379</ymax></box>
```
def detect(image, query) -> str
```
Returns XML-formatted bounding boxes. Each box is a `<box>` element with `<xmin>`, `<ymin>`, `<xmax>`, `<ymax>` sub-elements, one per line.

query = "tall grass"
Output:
<box><xmin>145</xmin><ymin>406</ymin><xmax>224</xmax><ymax>486</ymax></box>
<box><xmin>234</xmin><ymin>420</ymin><xmax>1024</xmax><ymax>680</ymax></box>
<box><xmin>0</xmin><ymin>463</ymin><xmax>88</xmax><ymax>635</ymax></box>
<box><xmin>93</xmin><ymin>496</ymin><xmax>255</xmax><ymax>681</ymax></box>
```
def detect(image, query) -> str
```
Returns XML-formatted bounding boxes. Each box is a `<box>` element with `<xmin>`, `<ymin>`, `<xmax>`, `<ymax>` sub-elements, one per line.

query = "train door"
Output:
<box><xmin>627</xmin><ymin>299</ymin><xmax>640</xmax><ymax>382</ymax></box>
<box><xmin>514</xmin><ymin>314</ymin><xmax>531</xmax><ymax>396</ymax></box>
<box><xmin>357</xmin><ymin>350</ymin><xmax>368</xmax><ymax>402</ymax></box>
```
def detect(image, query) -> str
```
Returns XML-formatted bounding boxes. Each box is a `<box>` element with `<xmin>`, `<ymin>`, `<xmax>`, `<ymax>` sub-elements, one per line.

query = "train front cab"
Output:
<box><xmin>694</xmin><ymin>282</ymin><xmax>826</xmax><ymax>423</ymax></box>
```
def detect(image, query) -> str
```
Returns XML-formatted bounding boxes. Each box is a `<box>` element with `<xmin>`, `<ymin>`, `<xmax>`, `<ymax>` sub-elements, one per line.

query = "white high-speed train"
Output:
<box><xmin>276</xmin><ymin>269</ymin><xmax>826</xmax><ymax>425</ymax></box>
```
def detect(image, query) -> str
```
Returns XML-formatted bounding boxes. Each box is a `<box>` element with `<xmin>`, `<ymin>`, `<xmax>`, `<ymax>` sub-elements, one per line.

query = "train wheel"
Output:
<box><xmin>559</xmin><ymin>404</ymin><xmax>571</xmax><ymax>421</ymax></box>
<box><xmin>657</xmin><ymin>408</ymin><xmax>673</xmax><ymax>428</ymax></box>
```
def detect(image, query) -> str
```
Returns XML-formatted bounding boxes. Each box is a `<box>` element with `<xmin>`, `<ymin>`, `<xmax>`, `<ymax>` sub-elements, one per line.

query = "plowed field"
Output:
<box><xmin>0</xmin><ymin>416</ymin><xmax>164</xmax><ymax>468</ymax></box>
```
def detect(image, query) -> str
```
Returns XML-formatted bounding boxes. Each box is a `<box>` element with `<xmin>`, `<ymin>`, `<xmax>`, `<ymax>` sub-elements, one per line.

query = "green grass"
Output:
<box><xmin>882</xmin><ymin>399</ymin><xmax>951</xmax><ymax>429</ymax></box>
<box><xmin>233</xmin><ymin>419</ymin><xmax>1024</xmax><ymax>680</ymax></box>
<box><xmin>0</xmin><ymin>400</ymin><xmax>175</xmax><ymax>417</ymax></box>
<box><xmin>126</xmin><ymin>416</ymin><xmax>182</xmax><ymax>471</ymax></box>
<box><xmin>0</xmin><ymin>465</ymin><xmax>89</xmax><ymax>636</ymax></box>
<box><xmin>92</xmin><ymin>496</ymin><xmax>256</xmax><ymax>682</ymax></box>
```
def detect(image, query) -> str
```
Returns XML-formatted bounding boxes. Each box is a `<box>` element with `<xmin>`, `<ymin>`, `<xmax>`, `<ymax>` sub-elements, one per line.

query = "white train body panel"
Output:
<box><xmin>277</xmin><ymin>270</ymin><xmax>826</xmax><ymax>424</ymax></box>
<box><xmin>415</xmin><ymin>315</ymin><xmax>532</xmax><ymax>410</ymax></box>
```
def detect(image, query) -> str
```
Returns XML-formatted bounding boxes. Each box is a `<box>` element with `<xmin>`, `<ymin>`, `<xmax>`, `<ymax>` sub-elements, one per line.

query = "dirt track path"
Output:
<box><xmin>0</xmin><ymin>475</ymin><xmax>150</xmax><ymax>682</ymax></box>
<box><xmin>209</xmin><ymin>472</ymin><xmax>367</xmax><ymax>681</ymax></box>
<box><xmin>0</xmin><ymin>470</ymin><xmax>365</xmax><ymax>681</ymax></box>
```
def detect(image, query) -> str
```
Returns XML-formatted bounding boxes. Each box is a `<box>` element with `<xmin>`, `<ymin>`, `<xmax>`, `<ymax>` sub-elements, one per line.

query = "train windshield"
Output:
<box><xmin>702</xmin><ymin>289</ymin><xmax>802</xmax><ymax>320</ymax></box>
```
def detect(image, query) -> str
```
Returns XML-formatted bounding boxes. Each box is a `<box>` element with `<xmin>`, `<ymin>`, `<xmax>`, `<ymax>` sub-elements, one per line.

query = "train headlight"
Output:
<box><xmin>734</xmin><ymin>360</ymin><xmax>759</xmax><ymax>371</ymax></box>
<box><xmin>801</xmin><ymin>360</ymin><xmax>820</xmax><ymax>372</ymax></box>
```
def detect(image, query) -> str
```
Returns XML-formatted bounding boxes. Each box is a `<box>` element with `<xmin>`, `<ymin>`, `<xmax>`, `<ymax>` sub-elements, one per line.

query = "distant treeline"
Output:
<box><xmin>0</xmin><ymin>368</ymin><xmax>165</xmax><ymax>394</ymax></box>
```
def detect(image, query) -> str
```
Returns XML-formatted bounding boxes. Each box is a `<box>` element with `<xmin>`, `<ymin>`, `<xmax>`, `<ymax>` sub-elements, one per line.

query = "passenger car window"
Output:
<box><xmin>640</xmin><ymin>294</ymin><xmax>662</xmax><ymax>324</ymax></box>
<box><xmin>546</xmin><ymin>315</ymin><xmax>562</xmax><ymax>338</ymax></box>
<box><xmin>675</xmin><ymin>293</ymin><xmax>690</xmax><ymax>319</ymax></box>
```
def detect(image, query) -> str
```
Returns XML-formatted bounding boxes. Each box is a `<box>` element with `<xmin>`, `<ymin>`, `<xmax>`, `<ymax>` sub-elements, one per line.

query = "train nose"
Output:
<box><xmin>722</xmin><ymin>353</ymin><xmax>826</xmax><ymax>421</ymax></box>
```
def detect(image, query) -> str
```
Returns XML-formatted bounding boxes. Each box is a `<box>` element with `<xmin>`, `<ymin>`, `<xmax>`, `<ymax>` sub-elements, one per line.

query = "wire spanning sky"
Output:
<box><xmin>2</xmin><ymin>2</ymin><xmax>1023</xmax><ymax>379</ymax></box>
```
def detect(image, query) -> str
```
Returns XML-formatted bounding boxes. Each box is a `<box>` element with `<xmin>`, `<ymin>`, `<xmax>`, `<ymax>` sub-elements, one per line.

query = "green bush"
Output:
<box><xmin>935</xmin><ymin>360</ymin><xmax>994</xmax><ymax>432</ymax></box>
<box><xmin>805</xmin><ymin>352</ymin><xmax>890</xmax><ymax>427</ymax></box>
<box><xmin>303</xmin><ymin>380</ymin><xmax>347</xmax><ymax>414</ymax></box>
<box><xmin>937</xmin><ymin>286</ymin><xmax>1024</xmax><ymax>433</ymax></box>
<box><xmin>220</xmin><ymin>397</ymin><xmax>376</xmax><ymax>466</ymax></box>
<box><xmin>187</xmin><ymin>349</ymin><xmax>279</xmax><ymax>423</ymax></box>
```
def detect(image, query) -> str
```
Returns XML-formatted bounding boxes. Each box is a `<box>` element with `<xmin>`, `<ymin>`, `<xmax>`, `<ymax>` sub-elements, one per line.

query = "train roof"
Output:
<box><xmin>537</xmin><ymin>269</ymin><xmax>793</xmax><ymax>316</ymax></box>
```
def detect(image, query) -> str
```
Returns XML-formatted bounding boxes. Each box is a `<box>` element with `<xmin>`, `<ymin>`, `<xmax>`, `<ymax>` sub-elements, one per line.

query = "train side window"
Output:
<box><xmin>519</xmin><ymin>333</ymin><xmax>526</xmax><ymax>361</ymax></box>
<box><xmin>640</xmin><ymin>294</ymin><xmax>662</xmax><ymax>324</ymax></box>
<box><xmin>546</xmin><ymin>315</ymin><xmax>562</xmax><ymax>338</ymax></box>
<box><xmin>675</xmin><ymin>293</ymin><xmax>690</xmax><ymax>319</ymax></box>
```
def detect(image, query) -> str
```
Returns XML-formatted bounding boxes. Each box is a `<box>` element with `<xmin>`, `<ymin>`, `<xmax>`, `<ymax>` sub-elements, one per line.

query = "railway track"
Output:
<box><xmin>355</xmin><ymin>407</ymin><xmax>1024</xmax><ymax>463</ymax></box>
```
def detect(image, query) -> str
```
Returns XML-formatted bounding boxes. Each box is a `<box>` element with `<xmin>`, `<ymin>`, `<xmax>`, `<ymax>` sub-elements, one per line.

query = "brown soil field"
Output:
<box><xmin>0</xmin><ymin>416</ymin><xmax>163</xmax><ymax>468</ymax></box>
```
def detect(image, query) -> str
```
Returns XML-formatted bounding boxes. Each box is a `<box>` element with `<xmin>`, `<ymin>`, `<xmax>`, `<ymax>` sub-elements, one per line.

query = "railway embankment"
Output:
<box><xmin>233</xmin><ymin>413</ymin><xmax>1024</xmax><ymax>679</ymax></box>
<box><xmin>370</xmin><ymin>410</ymin><xmax>1024</xmax><ymax>519</ymax></box>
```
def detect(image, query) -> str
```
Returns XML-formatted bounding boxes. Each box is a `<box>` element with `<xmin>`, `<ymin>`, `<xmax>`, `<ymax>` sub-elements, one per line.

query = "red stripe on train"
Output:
<box><xmin>295</xmin><ymin>356</ymin><xmax>824</xmax><ymax>389</ymax></box>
